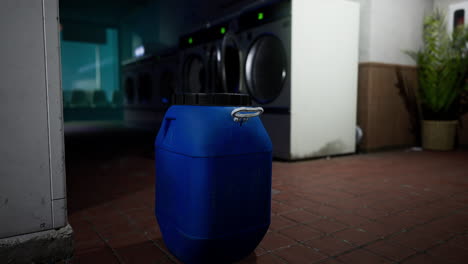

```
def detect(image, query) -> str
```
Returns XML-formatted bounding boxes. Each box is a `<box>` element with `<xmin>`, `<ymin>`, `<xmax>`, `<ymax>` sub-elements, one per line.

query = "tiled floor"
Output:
<box><xmin>64</xmin><ymin>128</ymin><xmax>468</xmax><ymax>263</ymax></box>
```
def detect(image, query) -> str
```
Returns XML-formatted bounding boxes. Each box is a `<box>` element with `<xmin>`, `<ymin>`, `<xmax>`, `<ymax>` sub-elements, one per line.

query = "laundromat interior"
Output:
<box><xmin>2</xmin><ymin>0</ymin><xmax>468</xmax><ymax>263</ymax></box>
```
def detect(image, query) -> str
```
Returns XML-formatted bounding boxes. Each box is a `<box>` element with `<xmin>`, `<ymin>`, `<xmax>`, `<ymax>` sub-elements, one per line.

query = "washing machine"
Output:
<box><xmin>122</xmin><ymin>55</ymin><xmax>156</xmax><ymax>107</ymax></box>
<box><xmin>237</xmin><ymin>0</ymin><xmax>360</xmax><ymax>160</ymax></box>
<box><xmin>122</xmin><ymin>55</ymin><xmax>160</xmax><ymax>130</ymax></box>
<box><xmin>122</xmin><ymin>62</ymin><xmax>138</xmax><ymax>107</ymax></box>
<box><xmin>179</xmin><ymin>18</ymin><xmax>243</xmax><ymax>94</ymax></box>
<box><xmin>153</xmin><ymin>49</ymin><xmax>180</xmax><ymax>108</ymax></box>
<box><xmin>236</xmin><ymin>0</ymin><xmax>291</xmax><ymax>159</ymax></box>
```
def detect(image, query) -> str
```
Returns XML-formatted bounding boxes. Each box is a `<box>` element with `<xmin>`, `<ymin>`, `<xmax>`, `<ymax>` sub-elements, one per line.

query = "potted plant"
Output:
<box><xmin>407</xmin><ymin>10</ymin><xmax>468</xmax><ymax>150</ymax></box>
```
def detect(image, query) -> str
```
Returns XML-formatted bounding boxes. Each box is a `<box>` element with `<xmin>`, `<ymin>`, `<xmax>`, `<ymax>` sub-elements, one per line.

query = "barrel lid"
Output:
<box><xmin>172</xmin><ymin>93</ymin><xmax>251</xmax><ymax>106</ymax></box>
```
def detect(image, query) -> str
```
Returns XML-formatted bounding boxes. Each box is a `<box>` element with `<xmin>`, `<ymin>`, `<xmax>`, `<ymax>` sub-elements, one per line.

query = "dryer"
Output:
<box><xmin>122</xmin><ymin>62</ymin><xmax>138</xmax><ymax>107</ymax></box>
<box><xmin>154</xmin><ymin>49</ymin><xmax>180</xmax><ymax>108</ymax></box>
<box><xmin>179</xmin><ymin>19</ymin><xmax>243</xmax><ymax>94</ymax></box>
<box><xmin>122</xmin><ymin>55</ymin><xmax>156</xmax><ymax>107</ymax></box>
<box><xmin>122</xmin><ymin>55</ymin><xmax>160</xmax><ymax>130</ymax></box>
<box><xmin>179</xmin><ymin>32</ymin><xmax>209</xmax><ymax>93</ymax></box>
<box><xmin>237</xmin><ymin>0</ymin><xmax>360</xmax><ymax>160</ymax></box>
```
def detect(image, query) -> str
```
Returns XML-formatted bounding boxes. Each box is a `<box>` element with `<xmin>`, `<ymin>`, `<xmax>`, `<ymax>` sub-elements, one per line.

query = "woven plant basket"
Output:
<box><xmin>422</xmin><ymin>120</ymin><xmax>458</xmax><ymax>150</ymax></box>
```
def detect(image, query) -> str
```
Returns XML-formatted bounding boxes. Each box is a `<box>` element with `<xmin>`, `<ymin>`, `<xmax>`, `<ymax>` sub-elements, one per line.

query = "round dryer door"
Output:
<box><xmin>245</xmin><ymin>35</ymin><xmax>287</xmax><ymax>104</ymax></box>
<box><xmin>208</xmin><ymin>33</ymin><xmax>243</xmax><ymax>93</ymax></box>
<box><xmin>183</xmin><ymin>55</ymin><xmax>206</xmax><ymax>93</ymax></box>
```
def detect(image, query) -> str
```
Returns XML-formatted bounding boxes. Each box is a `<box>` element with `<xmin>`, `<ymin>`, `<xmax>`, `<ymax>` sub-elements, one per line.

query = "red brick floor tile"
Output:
<box><xmin>278</xmin><ymin>224</ymin><xmax>322</xmax><ymax>242</ymax></box>
<box><xmin>401</xmin><ymin>206</ymin><xmax>447</xmax><ymax>224</ymax></box>
<box><xmin>113</xmin><ymin>196</ymin><xmax>149</xmax><ymax>212</ymax></box>
<box><xmin>274</xmin><ymin>244</ymin><xmax>328</xmax><ymax>264</ymax></box>
<box><xmin>151</xmin><ymin>238</ymin><xmax>175</xmax><ymax>258</ymax></box>
<box><xmin>87</xmin><ymin>212</ymin><xmax>128</xmax><ymax>230</ymax></box>
<box><xmin>374</xmin><ymin>214</ymin><xmax>419</xmax><ymax>233</ymax></box>
<box><xmin>306</xmin><ymin>219</ymin><xmax>347</xmax><ymax>234</ymax></box>
<box><xmin>305</xmin><ymin>236</ymin><xmax>354</xmax><ymax>256</ymax></box>
<box><xmin>390</xmin><ymin>230</ymin><xmax>443</xmax><ymax>251</ymax></box>
<box><xmin>254</xmin><ymin>246</ymin><xmax>268</xmax><ymax>256</ymax></box>
<box><xmin>272</xmin><ymin>192</ymin><xmax>303</xmax><ymax>203</ymax></box>
<box><xmin>271</xmin><ymin>200</ymin><xmax>298</xmax><ymax>215</ymax></box>
<box><xmin>72</xmin><ymin>223</ymin><xmax>99</xmax><ymax>242</ymax></box>
<box><xmin>258</xmin><ymin>232</ymin><xmax>297</xmax><ymax>251</ymax></box>
<box><xmin>320</xmin><ymin>188</ymin><xmax>358</xmax><ymax>202</ymax></box>
<box><xmin>401</xmin><ymin>253</ymin><xmax>442</xmax><ymax>264</ymax></box>
<box><xmin>332</xmin><ymin>213</ymin><xmax>371</xmax><ymax>227</ymax></box>
<box><xmin>359</xmin><ymin>221</ymin><xmax>403</xmax><ymax>238</ymax></box>
<box><xmin>431</xmin><ymin>213</ymin><xmax>468</xmax><ymax>233</ymax></box>
<box><xmin>447</xmin><ymin>235</ymin><xmax>468</xmax><ymax>249</ymax></box>
<box><xmin>94</xmin><ymin>218</ymin><xmax>140</xmax><ymax>239</ymax></box>
<box><xmin>282</xmin><ymin>210</ymin><xmax>322</xmax><ymax>224</ymax></box>
<box><xmin>305</xmin><ymin>193</ymin><xmax>346</xmax><ymax>204</ymax></box>
<box><xmin>74</xmin><ymin>238</ymin><xmax>108</xmax><ymax>256</ymax></box>
<box><xmin>66</xmin><ymin>132</ymin><xmax>468</xmax><ymax>264</ymax></box>
<box><xmin>68</xmin><ymin>210</ymin><xmax>89</xmax><ymax>223</ymax></box>
<box><xmin>237</xmin><ymin>253</ymin><xmax>286</xmax><ymax>264</ymax></box>
<box><xmin>123</xmin><ymin>207</ymin><xmax>155</xmax><ymax>221</ymax></box>
<box><xmin>429</xmin><ymin>198</ymin><xmax>467</xmax><ymax>212</ymax></box>
<box><xmin>105</xmin><ymin>232</ymin><xmax>149</xmax><ymax>249</ymax></box>
<box><xmin>327</xmin><ymin>198</ymin><xmax>367</xmax><ymax>211</ymax></box>
<box><xmin>304</xmin><ymin>205</ymin><xmax>343</xmax><ymax>219</ymax></box>
<box><xmin>359</xmin><ymin>191</ymin><xmax>397</xmax><ymax>204</ymax></box>
<box><xmin>365</xmin><ymin>240</ymin><xmax>417</xmax><ymax>262</ymax></box>
<box><xmin>83</xmin><ymin>203</ymin><xmax>119</xmax><ymax>218</ymax></box>
<box><xmin>132</xmin><ymin>216</ymin><xmax>160</xmax><ymax>233</ymax></box>
<box><xmin>412</xmin><ymin>224</ymin><xmax>456</xmax><ymax>241</ymax></box>
<box><xmin>336</xmin><ymin>249</ymin><xmax>392</xmax><ymax>264</ymax></box>
<box><xmin>318</xmin><ymin>258</ymin><xmax>343</xmax><ymax>264</ymax></box>
<box><xmin>333</xmin><ymin>228</ymin><xmax>380</xmax><ymax>246</ymax></box>
<box><xmin>71</xmin><ymin>247</ymin><xmax>120</xmax><ymax>264</ymax></box>
<box><xmin>353</xmin><ymin>207</ymin><xmax>388</xmax><ymax>220</ymax></box>
<box><xmin>143</xmin><ymin>227</ymin><xmax>163</xmax><ymax>241</ymax></box>
<box><xmin>284</xmin><ymin>198</ymin><xmax>322</xmax><ymax>210</ymax></box>
<box><xmin>449</xmin><ymin>192</ymin><xmax>468</xmax><ymax>204</ymax></box>
<box><xmin>427</xmin><ymin>243</ymin><xmax>468</xmax><ymax>264</ymax></box>
<box><xmin>269</xmin><ymin>215</ymin><xmax>298</xmax><ymax>231</ymax></box>
<box><xmin>68</xmin><ymin>216</ymin><xmax>89</xmax><ymax>229</ymax></box>
<box><xmin>391</xmin><ymin>210</ymin><xmax>430</xmax><ymax>226</ymax></box>
<box><xmin>115</xmin><ymin>241</ymin><xmax>171</xmax><ymax>264</ymax></box>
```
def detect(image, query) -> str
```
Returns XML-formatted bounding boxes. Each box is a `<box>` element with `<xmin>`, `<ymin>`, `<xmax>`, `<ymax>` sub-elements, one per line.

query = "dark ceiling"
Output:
<box><xmin>59</xmin><ymin>0</ymin><xmax>151</xmax><ymax>26</ymax></box>
<box><xmin>59</xmin><ymin>0</ymin><xmax>261</xmax><ymax>26</ymax></box>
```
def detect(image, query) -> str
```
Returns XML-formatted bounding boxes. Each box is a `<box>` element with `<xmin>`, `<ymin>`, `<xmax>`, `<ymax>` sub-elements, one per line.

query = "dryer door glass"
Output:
<box><xmin>245</xmin><ymin>35</ymin><xmax>287</xmax><ymax>104</ymax></box>
<box><xmin>183</xmin><ymin>55</ymin><xmax>206</xmax><ymax>93</ymax></box>
<box><xmin>208</xmin><ymin>46</ymin><xmax>222</xmax><ymax>93</ymax></box>
<box><xmin>223</xmin><ymin>42</ymin><xmax>241</xmax><ymax>93</ymax></box>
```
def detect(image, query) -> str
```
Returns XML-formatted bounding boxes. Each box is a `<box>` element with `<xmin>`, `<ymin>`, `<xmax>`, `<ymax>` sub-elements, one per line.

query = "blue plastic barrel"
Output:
<box><xmin>155</xmin><ymin>93</ymin><xmax>272</xmax><ymax>264</ymax></box>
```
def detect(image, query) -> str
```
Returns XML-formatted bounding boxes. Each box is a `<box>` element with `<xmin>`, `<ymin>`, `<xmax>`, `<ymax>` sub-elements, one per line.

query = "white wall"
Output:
<box><xmin>434</xmin><ymin>0</ymin><xmax>467</xmax><ymax>11</ymax></box>
<box><xmin>350</xmin><ymin>0</ymin><xmax>434</xmax><ymax>65</ymax></box>
<box><xmin>348</xmin><ymin>0</ymin><xmax>372</xmax><ymax>62</ymax></box>
<box><xmin>369</xmin><ymin>0</ymin><xmax>433</xmax><ymax>65</ymax></box>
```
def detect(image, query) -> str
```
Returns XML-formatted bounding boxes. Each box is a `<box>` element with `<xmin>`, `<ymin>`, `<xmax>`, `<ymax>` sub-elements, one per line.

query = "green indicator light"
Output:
<box><xmin>188</xmin><ymin>37</ymin><xmax>193</xmax><ymax>44</ymax></box>
<box><xmin>220</xmin><ymin>27</ymin><xmax>226</xmax><ymax>34</ymax></box>
<box><xmin>258</xmin><ymin>12</ymin><xmax>264</xmax><ymax>20</ymax></box>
